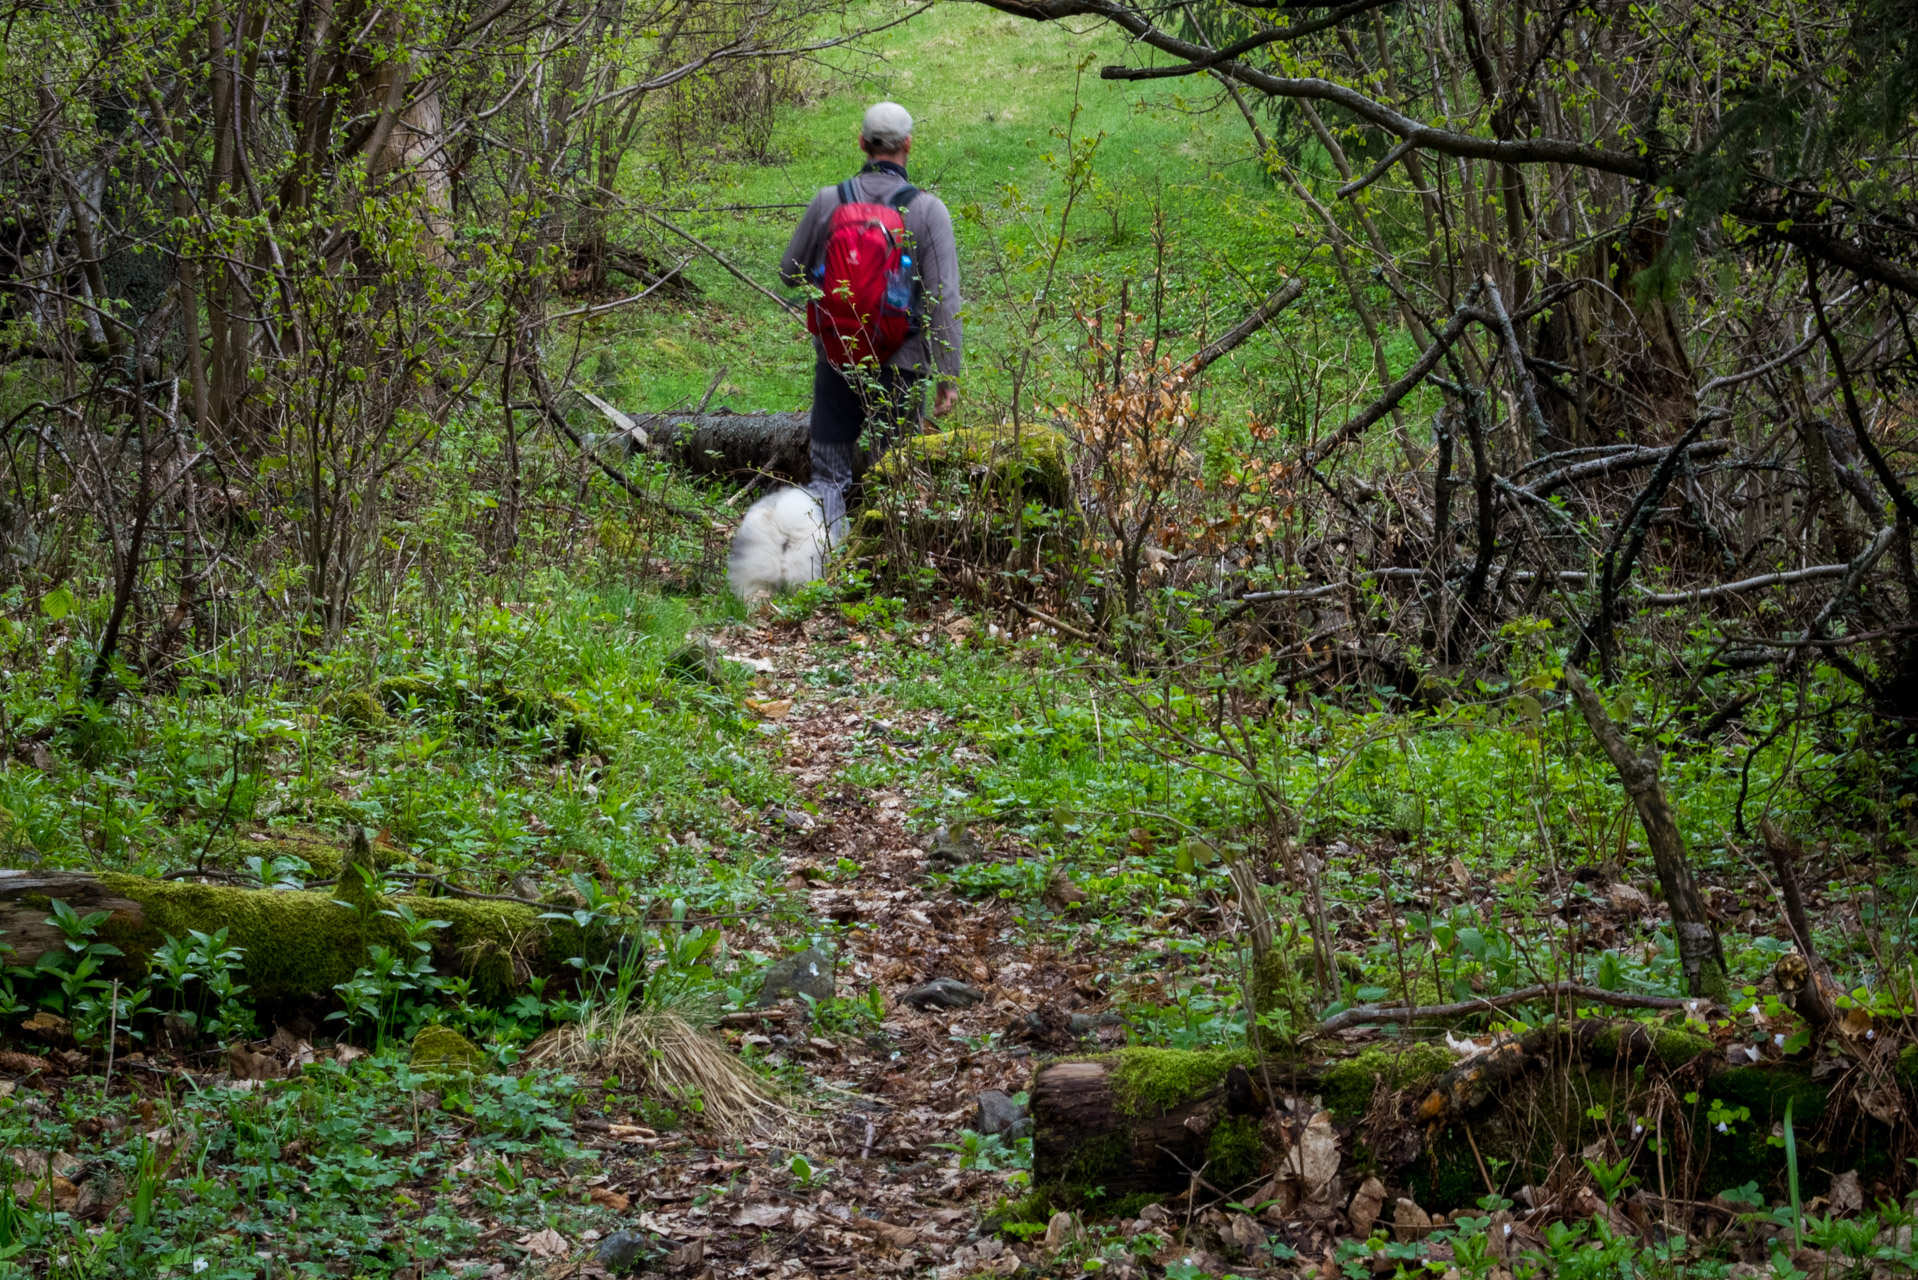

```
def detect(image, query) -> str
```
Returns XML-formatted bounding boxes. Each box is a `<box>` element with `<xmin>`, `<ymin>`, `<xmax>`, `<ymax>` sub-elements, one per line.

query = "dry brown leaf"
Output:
<box><xmin>1281</xmin><ymin>1110</ymin><xmax>1340</xmax><ymax>1200</ymax></box>
<box><xmin>226</xmin><ymin>1044</ymin><xmax>281</xmax><ymax>1081</ymax></box>
<box><xmin>1349</xmin><ymin>1176</ymin><xmax>1387</xmax><ymax>1236</ymax></box>
<box><xmin>733</xmin><ymin>1202</ymin><xmax>790</xmax><ymax>1229</ymax></box>
<box><xmin>588</xmin><ymin>1186</ymin><xmax>631</xmax><ymax>1212</ymax></box>
<box><xmin>518</xmin><ymin>1227</ymin><xmax>570</xmax><ymax>1259</ymax></box>
<box><xmin>851</xmin><ymin>1216</ymin><xmax>918</xmax><ymax>1248</ymax></box>
<box><xmin>745</xmin><ymin>698</ymin><xmax>793</xmax><ymax>721</ymax></box>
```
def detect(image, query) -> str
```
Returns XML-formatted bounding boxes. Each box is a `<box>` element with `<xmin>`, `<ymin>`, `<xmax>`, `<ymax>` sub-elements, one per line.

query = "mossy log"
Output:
<box><xmin>0</xmin><ymin>869</ymin><xmax>609</xmax><ymax>1005</ymax></box>
<box><xmin>1029</xmin><ymin>1023</ymin><xmax>1918</xmax><ymax>1211</ymax></box>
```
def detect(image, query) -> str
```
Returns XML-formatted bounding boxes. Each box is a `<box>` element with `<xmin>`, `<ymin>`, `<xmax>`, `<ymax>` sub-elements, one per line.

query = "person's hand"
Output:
<box><xmin>934</xmin><ymin>382</ymin><xmax>959</xmax><ymax>416</ymax></box>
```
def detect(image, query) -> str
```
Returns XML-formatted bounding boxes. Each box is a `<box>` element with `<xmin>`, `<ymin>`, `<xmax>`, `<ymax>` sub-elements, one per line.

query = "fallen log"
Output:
<box><xmin>0</xmin><ymin>862</ymin><xmax>610</xmax><ymax>1005</ymax></box>
<box><xmin>1027</xmin><ymin>1024</ymin><xmax>1917</xmax><ymax>1211</ymax></box>
<box><xmin>652</xmin><ymin>411</ymin><xmax>816</xmax><ymax>481</ymax></box>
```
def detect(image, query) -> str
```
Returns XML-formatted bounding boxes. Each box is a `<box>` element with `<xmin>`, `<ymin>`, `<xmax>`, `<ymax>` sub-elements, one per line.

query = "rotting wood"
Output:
<box><xmin>1026</xmin><ymin>1020</ymin><xmax>1908</xmax><ymax>1210</ymax></box>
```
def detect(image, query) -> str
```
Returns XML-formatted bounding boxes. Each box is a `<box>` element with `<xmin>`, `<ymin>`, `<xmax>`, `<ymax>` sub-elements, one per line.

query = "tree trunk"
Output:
<box><xmin>1561</xmin><ymin>668</ymin><xmax>1729</xmax><ymax>998</ymax></box>
<box><xmin>0</xmin><ymin>869</ymin><xmax>606</xmax><ymax>1005</ymax></box>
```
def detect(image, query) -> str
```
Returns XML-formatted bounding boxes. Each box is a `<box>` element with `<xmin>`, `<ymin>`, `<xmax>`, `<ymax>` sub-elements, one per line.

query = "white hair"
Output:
<box><xmin>861</xmin><ymin>101</ymin><xmax>914</xmax><ymax>153</ymax></box>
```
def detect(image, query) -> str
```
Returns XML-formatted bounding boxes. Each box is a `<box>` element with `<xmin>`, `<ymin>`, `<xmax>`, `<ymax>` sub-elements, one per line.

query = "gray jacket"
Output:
<box><xmin>779</xmin><ymin>167</ymin><xmax>963</xmax><ymax>380</ymax></box>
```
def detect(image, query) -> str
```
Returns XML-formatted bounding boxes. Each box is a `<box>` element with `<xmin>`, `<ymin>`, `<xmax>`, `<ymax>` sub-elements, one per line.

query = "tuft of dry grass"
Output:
<box><xmin>527</xmin><ymin>1006</ymin><xmax>799</xmax><ymax>1140</ymax></box>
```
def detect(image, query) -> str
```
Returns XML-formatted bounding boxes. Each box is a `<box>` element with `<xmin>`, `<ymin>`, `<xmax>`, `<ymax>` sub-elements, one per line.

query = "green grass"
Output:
<box><xmin>571</xmin><ymin>2</ymin><xmax>1381</xmax><ymax>430</ymax></box>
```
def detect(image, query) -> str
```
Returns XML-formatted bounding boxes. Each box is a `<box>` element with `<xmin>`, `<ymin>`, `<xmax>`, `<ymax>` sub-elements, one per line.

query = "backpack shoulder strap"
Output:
<box><xmin>890</xmin><ymin>185</ymin><xmax>919</xmax><ymax>211</ymax></box>
<box><xmin>836</xmin><ymin>179</ymin><xmax>858</xmax><ymax>207</ymax></box>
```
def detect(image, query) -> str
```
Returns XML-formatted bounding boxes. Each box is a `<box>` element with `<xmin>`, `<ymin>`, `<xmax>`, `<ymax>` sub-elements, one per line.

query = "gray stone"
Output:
<box><xmin>594</xmin><ymin>1228</ymin><xmax>652</xmax><ymax>1271</ymax></box>
<box><xmin>974</xmin><ymin>1089</ymin><xmax>1031</xmax><ymax>1141</ymax></box>
<box><xmin>924</xmin><ymin>822</ymin><xmax>985</xmax><ymax>869</ymax></box>
<box><xmin>1069</xmin><ymin>1011</ymin><xmax>1127</xmax><ymax>1034</ymax></box>
<box><xmin>754</xmin><ymin>947</ymin><xmax>835</xmax><ymax>1007</ymax></box>
<box><xmin>902</xmin><ymin>977</ymin><xmax>985</xmax><ymax>1010</ymax></box>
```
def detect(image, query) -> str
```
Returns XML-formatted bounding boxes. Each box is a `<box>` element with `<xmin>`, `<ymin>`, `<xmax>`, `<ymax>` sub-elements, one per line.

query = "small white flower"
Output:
<box><xmin>1774</xmin><ymin>1033</ymin><xmax>1786</xmax><ymax>1046</ymax></box>
<box><xmin>1503</xmin><ymin>1224</ymin><xmax>1514</xmax><ymax>1237</ymax></box>
<box><xmin>1716</xmin><ymin>1122</ymin><xmax>1729</xmax><ymax>1133</ymax></box>
<box><xmin>193</xmin><ymin>1262</ymin><xmax>209</xmax><ymax>1275</ymax></box>
<box><xmin>1633</xmin><ymin>1123</ymin><xmax>1644</xmax><ymax>1135</ymax></box>
<box><xmin>1866</xmin><ymin>1029</ymin><xmax>1875</xmax><ymax>1040</ymax></box>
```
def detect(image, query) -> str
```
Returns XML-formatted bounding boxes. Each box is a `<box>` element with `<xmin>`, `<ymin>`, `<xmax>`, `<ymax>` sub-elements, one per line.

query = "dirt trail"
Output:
<box><xmin>597</xmin><ymin>616</ymin><xmax>1127</xmax><ymax>1277</ymax></box>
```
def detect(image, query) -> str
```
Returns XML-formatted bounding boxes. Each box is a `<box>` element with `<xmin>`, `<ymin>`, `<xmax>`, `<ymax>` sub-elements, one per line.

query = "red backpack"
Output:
<box><xmin>806</xmin><ymin>178</ymin><xmax>921</xmax><ymax>368</ymax></box>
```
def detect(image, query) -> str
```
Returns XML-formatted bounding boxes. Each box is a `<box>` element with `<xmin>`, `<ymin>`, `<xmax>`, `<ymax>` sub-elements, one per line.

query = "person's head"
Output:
<box><xmin>859</xmin><ymin>101</ymin><xmax>913</xmax><ymax>162</ymax></box>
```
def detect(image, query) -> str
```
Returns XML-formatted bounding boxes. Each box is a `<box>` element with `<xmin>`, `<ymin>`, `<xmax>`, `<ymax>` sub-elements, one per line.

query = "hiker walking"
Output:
<box><xmin>780</xmin><ymin>101</ymin><xmax>962</xmax><ymax>540</ymax></box>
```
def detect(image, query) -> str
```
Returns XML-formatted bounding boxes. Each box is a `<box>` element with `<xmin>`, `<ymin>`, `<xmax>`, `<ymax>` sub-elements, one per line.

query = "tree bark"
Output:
<box><xmin>1562</xmin><ymin>668</ymin><xmax>1729</xmax><ymax>998</ymax></box>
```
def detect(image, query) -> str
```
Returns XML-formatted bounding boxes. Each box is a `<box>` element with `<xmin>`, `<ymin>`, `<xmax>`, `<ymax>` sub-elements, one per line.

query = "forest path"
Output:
<box><xmin>612</xmin><ymin>611</ymin><xmax>1136</xmax><ymax>1277</ymax></box>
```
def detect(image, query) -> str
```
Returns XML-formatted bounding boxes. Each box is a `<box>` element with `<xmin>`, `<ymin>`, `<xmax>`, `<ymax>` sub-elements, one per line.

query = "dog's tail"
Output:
<box><xmin>728</xmin><ymin>487</ymin><xmax>828</xmax><ymax>601</ymax></box>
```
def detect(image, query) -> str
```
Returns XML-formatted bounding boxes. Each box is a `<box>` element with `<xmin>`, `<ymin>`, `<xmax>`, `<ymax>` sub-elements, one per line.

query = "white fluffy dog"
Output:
<box><xmin>728</xmin><ymin>487</ymin><xmax>829</xmax><ymax>601</ymax></box>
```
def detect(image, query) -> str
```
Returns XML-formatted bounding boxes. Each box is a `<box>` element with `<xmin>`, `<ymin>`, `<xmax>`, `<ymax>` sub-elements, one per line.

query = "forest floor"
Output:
<box><xmin>7</xmin><ymin>584</ymin><xmax>1909</xmax><ymax>1280</ymax></box>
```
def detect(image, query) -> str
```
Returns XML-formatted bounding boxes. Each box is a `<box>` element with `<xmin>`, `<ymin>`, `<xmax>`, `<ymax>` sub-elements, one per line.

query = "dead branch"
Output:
<box><xmin>1317</xmin><ymin>982</ymin><xmax>1693</xmax><ymax>1032</ymax></box>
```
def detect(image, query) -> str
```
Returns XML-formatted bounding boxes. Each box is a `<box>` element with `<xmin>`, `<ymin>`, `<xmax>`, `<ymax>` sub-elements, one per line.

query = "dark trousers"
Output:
<box><xmin>807</xmin><ymin>357</ymin><xmax>922</xmax><ymax>541</ymax></box>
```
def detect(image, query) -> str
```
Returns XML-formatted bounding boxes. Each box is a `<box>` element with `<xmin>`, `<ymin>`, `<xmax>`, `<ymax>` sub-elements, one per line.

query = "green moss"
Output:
<box><xmin>319</xmin><ymin>689</ymin><xmax>387</xmax><ymax>729</ymax></box>
<box><xmin>875</xmin><ymin>423</ymin><xmax>1072</xmax><ymax>507</ymax></box>
<box><xmin>1650</xmin><ymin>1024</ymin><xmax>1712</xmax><ymax>1064</ymax></box>
<box><xmin>1321</xmin><ymin>1042</ymin><xmax>1454</xmax><ymax>1118</ymax></box>
<box><xmin>94</xmin><ymin>874</ymin><xmax>607</xmax><ymax>1004</ymax></box>
<box><xmin>1204</xmin><ymin>1114</ymin><xmax>1266</xmax><ymax>1187</ymax></box>
<box><xmin>411</xmin><ymin>1025</ymin><xmax>485</xmax><ymax>1071</ymax></box>
<box><xmin>1050</xmin><ymin>1127</ymin><xmax>1129</xmax><ymax>1201</ymax></box>
<box><xmin>1109</xmin><ymin>1046</ymin><xmax>1254</xmax><ymax>1117</ymax></box>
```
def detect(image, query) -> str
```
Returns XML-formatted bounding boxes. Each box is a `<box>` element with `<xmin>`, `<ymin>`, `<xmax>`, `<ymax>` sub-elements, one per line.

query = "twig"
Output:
<box><xmin>1315</xmin><ymin>981</ymin><xmax>1690</xmax><ymax>1033</ymax></box>
<box><xmin>526</xmin><ymin>364</ymin><xmax>698</xmax><ymax>519</ymax></box>
<box><xmin>1305</xmin><ymin>281</ymin><xmax>1483</xmax><ymax>461</ymax></box>
<box><xmin>1638</xmin><ymin>561</ymin><xmax>1852</xmax><ymax>606</ymax></box>
<box><xmin>1009</xmin><ymin>598</ymin><xmax>1096</xmax><ymax>643</ymax></box>
<box><xmin>1175</xmin><ymin>277</ymin><xmax>1307</xmax><ymax>380</ymax></box>
<box><xmin>105</xmin><ymin>979</ymin><xmax>119</xmax><ymax>1090</ymax></box>
<box><xmin>1336</xmin><ymin>136</ymin><xmax>1418</xmax><ymax>198</ymax></box>
<box><xmin>646</xmin><ymin>212</ymin><xmax>805</xmax><ymax>317</ymax></box>
<box><xmin>1481</xmin><ymin>272</ymin><xmax>1549</xmax><ymax>449</ymax></box>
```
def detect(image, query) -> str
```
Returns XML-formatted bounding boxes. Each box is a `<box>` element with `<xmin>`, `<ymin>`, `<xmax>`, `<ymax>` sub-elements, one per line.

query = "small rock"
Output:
<box><xmin>1043</xmin><ymin>1211</ymin><xmax>1078</xmax><ymax>1251</ymax></box>
<box><xmin>754</xmin><ymin>947</ymin><xmax>835</xmax><ymax>1008</ymax></box>
<box><xmin>594</xmin><ymin>1228</ymin><xmax>652</xmax><ymax>1271</ymax></box>
<box><xmin>410</xmin><ymin>1026</ymin><xmax>485</xmax><ymax>1072</ymax></box>
<box><xmin>924</xmin><ymin>823</ymin><xmax>985</xmax><ymax>869</ymax></box>
<box><xmin>1068</xmin><ymin>1011</ymin><xmax>1127</xmax><ymax>1035</ymax></box>
<box><xmin>973</xmin><ymin>1090</ymin><xmax>1031</xmax><ymax>1140</ymax></box>
<box><xmin>902</xmin><ymin>977</ymin><xmax>985</xmax><ymax>1010</ymax></box>
<box><xmin>1609</xmin><ymin>883</ymin><xmax>1650</xmax><ymax>912</ymax></box>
